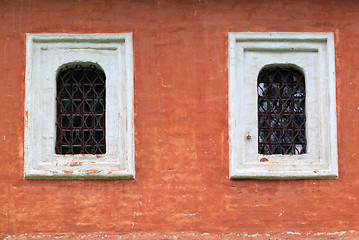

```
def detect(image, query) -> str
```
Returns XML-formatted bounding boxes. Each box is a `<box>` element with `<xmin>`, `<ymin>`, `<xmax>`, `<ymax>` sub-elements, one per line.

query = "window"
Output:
<box><xmin>257</xmin><ymin>66</ymin><xmax>306</xmax><ymax>155</ymax></box>
<box><xmin>24</xmin><ymin>33</ymin><xmax>134</xmax><ymax>179</ymax></box>
<box><xmin>56</xmin><ymin>64</ymin><xmax>106</xmax><ymax>155</ymax></box>
<box><xmin>228</xmin><ymin>32</ymin><xmax>338</xmax><ymax>179</ymax></box>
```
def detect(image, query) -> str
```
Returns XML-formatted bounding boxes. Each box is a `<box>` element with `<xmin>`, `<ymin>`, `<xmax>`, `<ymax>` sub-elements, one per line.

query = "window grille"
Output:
<box><xmin>258</xmin><ymin>67</ymin><xmax>306</xmax><ymax>155</ymax></box>
<box><xmin>56</xmin><ymin>64</ymin><xmax>106</xmax><ymax>154</ymax></box>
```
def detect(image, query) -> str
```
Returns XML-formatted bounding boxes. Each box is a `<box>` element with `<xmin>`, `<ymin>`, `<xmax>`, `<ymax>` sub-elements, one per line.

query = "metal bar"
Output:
<box><xmin>55</xmin><ymin>64</ymin><xmax>106</xmax><ymax>155</ymax></box>
<box><xmin>258</xmin><ymin>67</ymin><xmax>306</xmax><ymax>155</ymax></box>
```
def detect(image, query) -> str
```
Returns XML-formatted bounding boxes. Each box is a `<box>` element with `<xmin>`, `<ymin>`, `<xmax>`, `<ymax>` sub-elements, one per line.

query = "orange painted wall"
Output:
<box><xmin>0</xmin><ymin>0</ymin><xmax>358</xmax><ymax>238</ymax></box>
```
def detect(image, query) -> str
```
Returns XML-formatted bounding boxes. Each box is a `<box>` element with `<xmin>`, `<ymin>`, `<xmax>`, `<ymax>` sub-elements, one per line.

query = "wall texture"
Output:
<box><xmin>0</xmin><ymin>0</ymin><xmax>358</xmax><ymax>239</ymax></box>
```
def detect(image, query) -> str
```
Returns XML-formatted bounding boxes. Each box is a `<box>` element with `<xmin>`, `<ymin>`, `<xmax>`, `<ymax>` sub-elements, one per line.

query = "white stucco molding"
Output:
<box><xmin>24</xmin><ymin>33</ymin><xmax>134</xmax><ymax>179</ymax></box>
<box><xmin>228</xmin><ymin>32</ymin><xmax>338</xmax><ymax>179</ymax></box>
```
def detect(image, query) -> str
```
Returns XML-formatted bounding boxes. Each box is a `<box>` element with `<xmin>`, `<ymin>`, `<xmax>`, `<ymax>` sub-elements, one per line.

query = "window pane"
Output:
<box><xmin>56</xmin><ymin>64</ymin><xmax>106</xmax><ymax>154</ymax></box>
<box><xmin>257</xmin><ymin>67</ymin><xmax>306</xmax><ymax>155</ymax></box>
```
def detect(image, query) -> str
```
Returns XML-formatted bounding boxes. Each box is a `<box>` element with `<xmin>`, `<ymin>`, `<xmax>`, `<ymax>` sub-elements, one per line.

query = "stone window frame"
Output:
<box><xmin>24</xmin><ymin>33</ymin><xmax>134</xmax><ymax>179</ymax></box>
<box><xmin>228</xmin><ymin>32</ymin><xmax>338</xmax><ymax>179</ymax></box>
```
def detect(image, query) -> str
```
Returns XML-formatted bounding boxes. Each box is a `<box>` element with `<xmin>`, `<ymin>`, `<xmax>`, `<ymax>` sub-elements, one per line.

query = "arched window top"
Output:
<box><xmin>257</xmin><ymin>66</ymin><xmax>306</xmax><ymax>155</ymax></box>
<box><xmin>259</xmin><ymin>63</ymin><xmax>304</xmax><ymax>75</ymax></box>
<box><xmin>56</xmin><ymin>63</ymin><xmax>106</xmax><ymax>155</ymax></box>
<box><xmin>56</xmin><ymin>62</ymin><xmax>105</xmax><ymax>78</ymax></box>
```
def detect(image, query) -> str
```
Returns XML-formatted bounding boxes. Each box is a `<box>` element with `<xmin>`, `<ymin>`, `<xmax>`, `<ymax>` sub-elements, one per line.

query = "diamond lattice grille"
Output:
<box><xmin>258</xmin><ymin>67</ymin><xmax>306</xmax><ymax>155</ymax></box>
<box><xmin>56</xmin><ymin>64</ymin><xmax>106</xmax><ymax>154</ymax></box>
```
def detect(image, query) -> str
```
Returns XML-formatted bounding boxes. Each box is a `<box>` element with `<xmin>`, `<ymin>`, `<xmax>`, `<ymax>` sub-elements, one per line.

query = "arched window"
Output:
<box><xmin>55</xmin><ymin>64</ymin><xmax>106</xmax><ymax>154</ymax></box>
<box><xmin>257</xmin><ymin>66</ymin><xmax>306</xmax><ymax>155</ymax></box>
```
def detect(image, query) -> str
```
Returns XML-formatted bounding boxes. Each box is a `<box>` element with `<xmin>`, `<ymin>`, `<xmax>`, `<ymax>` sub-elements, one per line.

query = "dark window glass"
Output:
<box><xmin>258</xmin><ymin>67</ymin><xmax>306</xmax><ymax>155</ymax></box>
<box><xmin>56</xmin><ymin>64</ymin><xmax>106</xmax><ymax>154</ymax></box>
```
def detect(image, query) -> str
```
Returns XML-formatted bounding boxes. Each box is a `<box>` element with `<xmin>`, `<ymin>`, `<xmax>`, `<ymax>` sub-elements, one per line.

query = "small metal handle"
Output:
<box><xmin>246</xmin><ymin>132</ymin><xmax>251</xmax><ymax>139</ymax></box>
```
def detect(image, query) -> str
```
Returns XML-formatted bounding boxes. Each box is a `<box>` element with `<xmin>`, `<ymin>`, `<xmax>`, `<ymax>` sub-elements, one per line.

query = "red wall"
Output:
<box><xmin>1</xmin><ymin>0</ymin><xmax>358</xmax><ymax>238</ymax></box>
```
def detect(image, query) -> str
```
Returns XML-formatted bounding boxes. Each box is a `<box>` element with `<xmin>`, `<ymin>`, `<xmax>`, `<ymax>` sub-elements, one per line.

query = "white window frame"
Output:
<box><xmin>24</xmin><ymin>33</ymin><xmax>134</xmax><ymax>179</ymax></box>
<box><xmin>228</xmin><ymin>32</ymin><xmax>338</xmax><ymax>179</ymax></box>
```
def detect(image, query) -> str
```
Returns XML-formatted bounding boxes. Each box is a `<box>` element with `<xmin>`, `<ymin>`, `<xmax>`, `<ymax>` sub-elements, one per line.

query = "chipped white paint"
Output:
<box><xmin>313</xmin><ymin>231</ymin><xmax>347</xmax><ymax>236</ymax></box>
<box><xmin>24</xmin><ymin>33</ymin><xmax>134</xmax><ymax>179</ymax></box>
<box><xmin>228</xmin><ymin>32</ymin><xmax>338</xmax><ymax>179</ymax></box>
<box><xmin>184</xmin><ymin>213</ymin><xmax>196</xmax><ymax>216</ymax></box>
<box><xmin>243</xmin><ymin>233</ymin><xmax>260</xmax><ymax>237</ymax></box>
<box><xmin>131</xmin><ymin>211</ymin><xmax>137</xmax><ymax>229</ymax></box>
<box><xmin>5</xmin><ymin>231</ymin><xmax>356</xmax><ymax>239</ymax></box>
<box><xmin>286</xmin><ymin>231</ymin><xmax>301</xmax><ymax>235</ymax></box>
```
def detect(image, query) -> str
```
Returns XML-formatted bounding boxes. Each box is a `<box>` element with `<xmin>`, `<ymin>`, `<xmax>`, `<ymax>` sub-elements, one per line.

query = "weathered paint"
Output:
<box><xmin>0</xmin><ymin>0</ymin><xmax>358</xmax><ymax>238</ymax></box>
<box><xmin>24</xmin><ymin>33</ymin><xmax>135</xmax><ymax>179</ymax></box>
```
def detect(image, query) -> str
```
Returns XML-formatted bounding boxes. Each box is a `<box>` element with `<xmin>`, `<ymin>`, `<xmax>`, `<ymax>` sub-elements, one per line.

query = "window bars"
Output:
<box><xmin>56</xmin><ymin>64</ymin><xmax>106</xmax><ymax>154</ymax></box>
<box><xmin>258</xmin><ymin>67</ymin><xmax>306</xmax><ymax>155</ymax></box>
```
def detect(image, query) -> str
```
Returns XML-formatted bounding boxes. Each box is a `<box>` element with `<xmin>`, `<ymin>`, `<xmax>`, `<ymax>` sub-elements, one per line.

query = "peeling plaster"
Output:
<box><xmin>5</xmin><ymin>230</ymin><xmax>357</xmax><ymax>239</ymax></box>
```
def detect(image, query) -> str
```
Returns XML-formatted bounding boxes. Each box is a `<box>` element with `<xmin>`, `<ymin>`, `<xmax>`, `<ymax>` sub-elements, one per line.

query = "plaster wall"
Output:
<box><xmin>0</xmin><ymin>0</ymin><xmax>358</xmax><ymax>238</ymax></box>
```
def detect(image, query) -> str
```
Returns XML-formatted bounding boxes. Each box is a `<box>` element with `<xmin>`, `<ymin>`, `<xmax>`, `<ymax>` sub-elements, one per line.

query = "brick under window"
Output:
<box><xmin>55</xmin><ymin>64</ymin><xmax>106</xmax><ymax>155</ymax></box>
